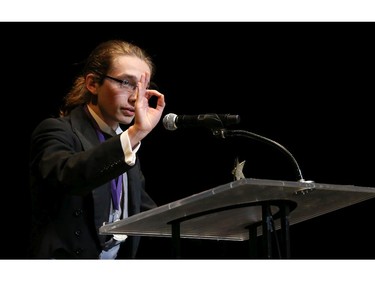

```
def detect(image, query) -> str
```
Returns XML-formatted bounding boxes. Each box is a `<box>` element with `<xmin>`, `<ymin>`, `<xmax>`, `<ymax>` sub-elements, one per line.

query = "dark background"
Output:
<box><xmin>3</xmin><ymin>22</ymin><xmax>375</xmax><ymax>259</ymax></box>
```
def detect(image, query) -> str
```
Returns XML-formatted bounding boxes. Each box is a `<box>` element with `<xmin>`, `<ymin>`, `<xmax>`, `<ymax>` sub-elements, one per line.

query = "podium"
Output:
<box><xmin>99</xmin><ymin>178</ymin><xmax>375</xmax><ymax>258</ymax></box>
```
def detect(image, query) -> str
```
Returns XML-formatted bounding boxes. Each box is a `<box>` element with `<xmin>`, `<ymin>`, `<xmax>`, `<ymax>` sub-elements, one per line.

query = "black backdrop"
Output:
<box><xmin>3</xmin><ymin>22</ymin><xmax>375</xmax><ymax>259</ymax></box>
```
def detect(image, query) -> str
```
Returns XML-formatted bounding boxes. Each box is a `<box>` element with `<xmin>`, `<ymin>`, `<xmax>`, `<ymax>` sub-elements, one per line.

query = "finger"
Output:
<box><xmin>134</xmin><ymin>86</ymin><xmax>139</xmax><ymax>101</ymax></box>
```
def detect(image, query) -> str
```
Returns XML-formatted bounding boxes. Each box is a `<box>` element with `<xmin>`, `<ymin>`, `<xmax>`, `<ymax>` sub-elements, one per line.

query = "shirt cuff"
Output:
<box><xmin>120</xmin><ymin>130</ymin><xmax>141</xmax><ymax>166</ymax></box>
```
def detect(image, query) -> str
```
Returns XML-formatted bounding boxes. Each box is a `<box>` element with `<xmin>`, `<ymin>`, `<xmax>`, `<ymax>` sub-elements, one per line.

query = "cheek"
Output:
<box><xmin>112</xmin><ymin>93</ymin><xmax>131</xmax><ymax>104</ymax></box>
<box><xmin>96</xmin><ymin>93</ymin><xmax>115</xmax><ymax>110</ymax></box>
<box><xmin>99</xmin><ymin>89</ymin><xmax>128</xmax><ymax>103</ymax></box>
<box><xmin>115</xmin><ymin>92</ymin><xmax>130</xmax><ymax>98</ymax></box>
<box><xmin>109</xmin><ymin>87</ymin><xmax>130</xmax><ymax>99</ymax></box>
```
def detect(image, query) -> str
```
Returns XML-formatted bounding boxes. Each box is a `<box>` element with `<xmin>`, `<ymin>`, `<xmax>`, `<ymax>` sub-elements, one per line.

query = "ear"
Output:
<box><xmin>86</xmin><ymin>73</ymin><xmax>99</xmax><ymax>95</ymax></box>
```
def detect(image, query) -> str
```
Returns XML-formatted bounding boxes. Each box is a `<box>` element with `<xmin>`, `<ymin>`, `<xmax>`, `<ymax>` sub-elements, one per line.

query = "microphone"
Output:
<box><xmin>163</xmin><ymin>113</ymin><xmax>240</xmax><ymax>131</ymax></box>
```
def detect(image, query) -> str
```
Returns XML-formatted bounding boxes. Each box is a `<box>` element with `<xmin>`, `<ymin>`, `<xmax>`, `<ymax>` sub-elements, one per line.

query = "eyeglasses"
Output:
<box><xmin>104</xmin><ymin>75</ymin><xmax>138</xmax><ymax>93</ymax></box>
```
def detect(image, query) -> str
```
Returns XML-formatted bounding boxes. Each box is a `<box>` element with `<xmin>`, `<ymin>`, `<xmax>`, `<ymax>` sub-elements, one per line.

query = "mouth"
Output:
<box><xmin>121</xmin><ymin>107</ymin><xmax>135</xmax><ymax>116</ymax></box>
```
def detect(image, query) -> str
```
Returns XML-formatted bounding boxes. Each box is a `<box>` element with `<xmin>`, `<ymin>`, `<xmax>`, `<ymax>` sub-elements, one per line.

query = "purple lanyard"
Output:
<box><xmin>84</xmin><ymin>106</ymin><xmax>123</xmax><ymax>210</ymax></box>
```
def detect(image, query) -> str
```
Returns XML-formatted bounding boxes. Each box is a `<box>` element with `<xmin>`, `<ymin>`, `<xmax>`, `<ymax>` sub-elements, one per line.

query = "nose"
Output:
<box><xmin>129</xmin><ymin>90</ymin><xmax>137</xmax><ymax>104</ymax></box>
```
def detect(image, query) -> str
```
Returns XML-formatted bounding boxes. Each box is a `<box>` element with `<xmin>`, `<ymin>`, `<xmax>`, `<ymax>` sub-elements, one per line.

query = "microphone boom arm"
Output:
<box><xmin>212</xmin><ymin>128</ymin><xmax>307</xmax><ymax>182</ymax></box>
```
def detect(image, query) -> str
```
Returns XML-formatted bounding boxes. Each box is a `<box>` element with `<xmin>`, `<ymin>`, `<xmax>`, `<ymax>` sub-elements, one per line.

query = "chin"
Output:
<box><xmin>120</xmin><ymin>116</ymin><xmax>134</xmax><ymax>125</ymax></box>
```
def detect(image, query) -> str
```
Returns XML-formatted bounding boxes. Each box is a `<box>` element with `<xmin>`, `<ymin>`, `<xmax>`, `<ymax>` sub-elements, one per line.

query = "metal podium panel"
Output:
<box><xmin>99</xmin><ymin>178</ymin><xmax>375</xmax><ymax>241</ymax></box>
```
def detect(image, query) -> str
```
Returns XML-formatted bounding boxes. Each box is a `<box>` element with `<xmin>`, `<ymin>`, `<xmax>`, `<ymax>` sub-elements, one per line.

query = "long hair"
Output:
<box><xmin>59</xmin><ymin>40</ymin><xmax>154</xmax><ymax>116</ymax></box>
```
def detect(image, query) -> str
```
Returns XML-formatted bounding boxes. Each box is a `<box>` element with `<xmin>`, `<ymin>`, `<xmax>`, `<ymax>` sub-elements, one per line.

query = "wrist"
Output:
<box><xmin>127</xmin><ymin>125</ymin><xmax>147</xmax><ymax>148</ymax></box>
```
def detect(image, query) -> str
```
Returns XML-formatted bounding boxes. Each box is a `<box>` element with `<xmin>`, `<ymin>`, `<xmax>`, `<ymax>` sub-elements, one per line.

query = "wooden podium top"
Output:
<box><xmin>99</xmin><ymin>178</ymin><xmax>375</xmax><ymax>241</ymax></box>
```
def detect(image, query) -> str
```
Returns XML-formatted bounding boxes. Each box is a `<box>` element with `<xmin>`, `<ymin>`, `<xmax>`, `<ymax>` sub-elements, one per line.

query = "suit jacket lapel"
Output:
<box><xmin>70</xmin><ymin>106</ymin><xmax>112</xmax><ymax>240</ymax></box>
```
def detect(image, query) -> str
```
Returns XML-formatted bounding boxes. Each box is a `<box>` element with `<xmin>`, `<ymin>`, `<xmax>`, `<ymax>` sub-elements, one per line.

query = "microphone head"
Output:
<box><xmin>163</xmin><ymin>113</ymin><xmax>178</xmax><ymax>131</ymax></box>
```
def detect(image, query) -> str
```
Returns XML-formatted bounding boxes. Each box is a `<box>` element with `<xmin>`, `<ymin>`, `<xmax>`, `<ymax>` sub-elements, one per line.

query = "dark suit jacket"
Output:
<box><xmin>29</xmin><ymin>105</ymin><xmax>157</xmax><ymax>259</ymax></box>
